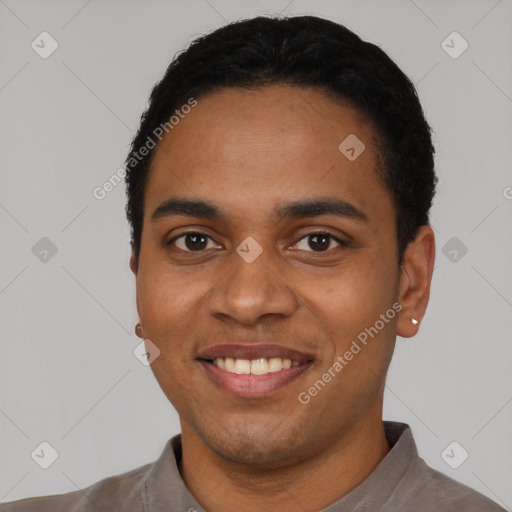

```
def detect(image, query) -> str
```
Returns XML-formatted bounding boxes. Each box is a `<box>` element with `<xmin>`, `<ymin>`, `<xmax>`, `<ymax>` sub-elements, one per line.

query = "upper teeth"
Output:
<box><xmin>214</xmin><ymin>357</ymin><xmax>300</xmax><ymax>375</ymax></box>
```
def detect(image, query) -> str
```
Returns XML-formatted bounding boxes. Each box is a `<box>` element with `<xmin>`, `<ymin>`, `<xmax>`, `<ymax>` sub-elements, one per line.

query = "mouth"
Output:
<box><xmin>196</xmin><ymin>344</ymin><xmax>314</xmax><ymax>398</ymax></box>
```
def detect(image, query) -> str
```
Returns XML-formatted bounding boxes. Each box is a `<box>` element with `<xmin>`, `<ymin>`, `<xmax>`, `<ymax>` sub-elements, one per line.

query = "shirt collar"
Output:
<box><xmin>141</xmin><ymin>421</ymin><xmax>417</xmax><ymax>512</ymax></box>
<box><xmin>141</xmin><ymin>434</ymin><xmax>205</xmax><ymax>512</ymax></box>
<box><xmin>321</xmin><ymin>421</ymin><xmax>417</xmax><ymax>511</ymax></box>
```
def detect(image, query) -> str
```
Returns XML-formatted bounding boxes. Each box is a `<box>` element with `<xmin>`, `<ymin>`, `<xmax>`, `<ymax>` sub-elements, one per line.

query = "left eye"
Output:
<box><xmin>292</xmin><ymin>232</ymin><xmax>346</xmax><ymax>252</ymax></box>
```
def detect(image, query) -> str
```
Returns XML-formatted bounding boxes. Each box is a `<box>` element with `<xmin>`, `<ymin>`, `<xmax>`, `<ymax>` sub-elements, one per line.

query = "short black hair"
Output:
<box><xmin>125</xmin><ymin>15</ymin><xmax>436</xmax><ymax>265</ymax></box>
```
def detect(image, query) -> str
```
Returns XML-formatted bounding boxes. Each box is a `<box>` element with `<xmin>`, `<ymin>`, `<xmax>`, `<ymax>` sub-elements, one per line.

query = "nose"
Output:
<box><xmin>206</xmin><ymin>248</ymin><xmax>299</xmax><ymax>326</ymax></box>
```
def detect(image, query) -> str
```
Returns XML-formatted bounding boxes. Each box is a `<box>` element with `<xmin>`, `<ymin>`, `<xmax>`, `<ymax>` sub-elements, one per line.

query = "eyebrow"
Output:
<box><xmin>151</xmin><ymin>197</ymin><xmax>368</xmax><ymax>223</ymax></box>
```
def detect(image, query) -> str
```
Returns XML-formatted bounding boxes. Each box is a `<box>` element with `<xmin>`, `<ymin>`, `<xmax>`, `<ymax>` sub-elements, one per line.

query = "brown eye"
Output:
<box><xmin>168</xmin><ymin>232</ymin><xmax>218</xmax><ymax>252</ymax></box>
<box><xmin>293</xmin><ymin>232</ymin><xmax>347</xmax><ymax>252</ymax></box>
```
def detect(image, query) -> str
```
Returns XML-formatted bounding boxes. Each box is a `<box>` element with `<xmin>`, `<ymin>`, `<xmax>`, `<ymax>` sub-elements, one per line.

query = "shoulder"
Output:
<box><xmin>394</xmin><ymin>458</ymin><xmax>506</xmax><ymax>512</ymax></box>
<box><xmin>0</xmin><ymin>463</ymin><xmax>151</xmax><ymax>512</ymax></box>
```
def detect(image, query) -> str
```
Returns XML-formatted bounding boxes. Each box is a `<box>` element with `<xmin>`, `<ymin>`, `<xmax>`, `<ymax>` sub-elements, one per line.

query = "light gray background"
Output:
<box><xmin>1</xmin><ymin>0</ymin><xmax>511</xmax><ymax>507</ymax></box>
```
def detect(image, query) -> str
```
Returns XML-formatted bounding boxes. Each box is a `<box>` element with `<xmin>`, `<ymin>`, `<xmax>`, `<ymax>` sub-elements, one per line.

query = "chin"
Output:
<box><xmin>197</xmin><ymin>418</ymin><xmax>311</xmax><ymax>469</ymax></box>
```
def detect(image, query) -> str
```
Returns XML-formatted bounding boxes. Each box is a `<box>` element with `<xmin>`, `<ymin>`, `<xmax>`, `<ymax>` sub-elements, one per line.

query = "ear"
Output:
<box><xmin>129</xmin><ymin>252</ymin><xmax>138</xmax><ymax>276</ymax></box>
<box><xmin>129</xmin><ymin>252</ymin><xmax>142</xmax><ymax>326</ymax></box>
<box><xmin>397</xmin><ymin>226</ymin><xmax>435</xmax><ymax>338</ymax></box>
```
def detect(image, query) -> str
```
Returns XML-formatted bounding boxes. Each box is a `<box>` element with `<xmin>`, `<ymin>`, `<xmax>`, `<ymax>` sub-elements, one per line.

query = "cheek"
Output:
<box><xmin>137</xmin><ymin>268</ymin><xmax>210</xmax><ymax>406</ymax></box>
<box><xmin>136</xmin><ymin>265</ymin><xmax>206</xmax><ymax>343</ymax></box>
<box><xmin>311</xmin><ymin>254</ymin><xmax>397</xmax><ymax>348</ymax></box>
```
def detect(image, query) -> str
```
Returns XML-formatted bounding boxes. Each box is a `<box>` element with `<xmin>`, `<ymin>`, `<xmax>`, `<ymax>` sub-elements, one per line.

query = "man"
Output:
<box><xmin>1</xmin><ymin>15</ymin><xmax>505</xmax><ymax>512</ymax></box>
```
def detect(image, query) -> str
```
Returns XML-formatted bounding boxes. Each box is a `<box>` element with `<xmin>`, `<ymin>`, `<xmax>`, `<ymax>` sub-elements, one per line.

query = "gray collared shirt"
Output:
<box><xmin>1</xmin><ymin>421</ymin><xmax>505</xmax><ymax>511</ymax></box>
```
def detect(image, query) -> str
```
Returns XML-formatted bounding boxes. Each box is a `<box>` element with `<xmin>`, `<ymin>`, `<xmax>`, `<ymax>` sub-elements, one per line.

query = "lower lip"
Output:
<box><xmin>199</xmin><ymin>360</ymin><xmax>312</xmax><ymax>398</ymax></box>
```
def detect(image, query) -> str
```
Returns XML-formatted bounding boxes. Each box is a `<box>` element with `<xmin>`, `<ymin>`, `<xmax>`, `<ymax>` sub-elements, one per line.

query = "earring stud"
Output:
<box><xmin>411</xmin><ymin>318</ymin><xmax>419</xmax><ymax>325</ymax></box>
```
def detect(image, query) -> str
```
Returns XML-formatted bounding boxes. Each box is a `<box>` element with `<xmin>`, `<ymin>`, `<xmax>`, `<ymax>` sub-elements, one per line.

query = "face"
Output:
<box><xmin>131</xmin><ymin>85</ymin><xmax>405</xmax><ymax>468</ymax></box>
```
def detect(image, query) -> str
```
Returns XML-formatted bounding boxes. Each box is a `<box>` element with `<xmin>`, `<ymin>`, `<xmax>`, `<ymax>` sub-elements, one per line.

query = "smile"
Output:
<box><xmin>212</xmin><ymin>357</ymin><xmax>301</xmax><ymax>375</ymax></box>
<box><xmin>196</xmin><ymin>344</ymin><xmax>314</xmax><ymax>398</ymax></box>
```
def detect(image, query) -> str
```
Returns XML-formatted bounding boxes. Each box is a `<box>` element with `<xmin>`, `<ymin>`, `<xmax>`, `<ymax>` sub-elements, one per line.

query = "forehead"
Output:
<box><xmin>144</xmin><ymin>85</ymin><xmax>392</xmax><ymax>225</ymax></box>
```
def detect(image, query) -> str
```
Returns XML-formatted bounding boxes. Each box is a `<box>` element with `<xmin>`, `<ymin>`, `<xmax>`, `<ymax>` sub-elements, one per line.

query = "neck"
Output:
<box><xmin>179</xmin><ymin>413</ymin><xmax>390</xmax><ymax>512</ymax></box>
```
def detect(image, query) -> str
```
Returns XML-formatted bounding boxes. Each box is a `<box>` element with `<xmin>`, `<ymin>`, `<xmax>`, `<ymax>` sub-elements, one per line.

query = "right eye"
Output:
<box><xmin>166</xmin><ymin>232</ymin><xmax>222</xmax><ymax>252</ymax></box>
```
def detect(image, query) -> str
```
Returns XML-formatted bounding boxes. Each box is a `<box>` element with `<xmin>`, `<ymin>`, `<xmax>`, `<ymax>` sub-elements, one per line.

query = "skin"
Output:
<box><xmin>130</xmin><ymin>85</ymin><xmax>435</xmax><ymax>511</ymax></box>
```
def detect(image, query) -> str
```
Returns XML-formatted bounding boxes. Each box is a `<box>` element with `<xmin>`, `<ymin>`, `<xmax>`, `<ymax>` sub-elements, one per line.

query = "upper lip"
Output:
<box><xmin>196</xmin><ymin>343</ymin><xmax>314</xmax><ymax>363</ymax></box>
